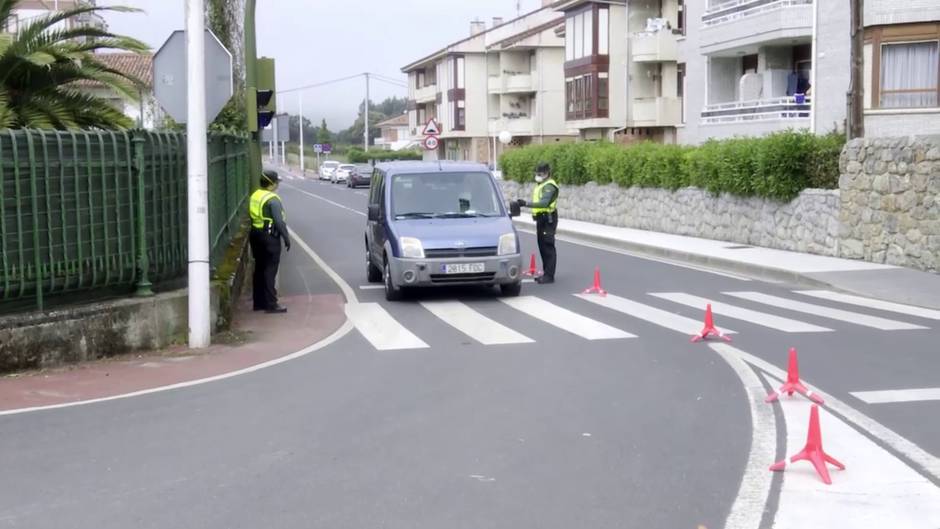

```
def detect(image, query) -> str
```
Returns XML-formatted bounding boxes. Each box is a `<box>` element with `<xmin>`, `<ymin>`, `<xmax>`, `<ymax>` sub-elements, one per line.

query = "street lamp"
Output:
<box><xmin>498</xmin><ymin>130</ymin><xmax>513</xmax><ymax>145</ymax></box>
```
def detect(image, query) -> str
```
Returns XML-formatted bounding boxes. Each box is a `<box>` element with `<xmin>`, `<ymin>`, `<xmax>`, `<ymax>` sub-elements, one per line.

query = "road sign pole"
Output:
<box><xmin>364</xmin><ymin>73</ymin><xmax>370</xmax><ymax>152</ymax></box>
<box><xmin>298</xmin><ymin>93</ymin><xmax>305</xmax><ymax>174</ymax></box>
<box><xmin>272</xmin><ymin>114</ymin><xmax>279</xmax><ymax>165</ymax></box>
<box><xmin>185</xmin><ymin>0</ymin><xmax>211</xmax><ymax>349</ymax></box>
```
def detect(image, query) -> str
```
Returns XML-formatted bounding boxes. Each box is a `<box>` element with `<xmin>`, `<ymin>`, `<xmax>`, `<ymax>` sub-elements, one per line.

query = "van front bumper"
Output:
<box><xmin>388</xmin><ymin>254</ymin><xmax>523</xmax><ymax>287</ymax></box>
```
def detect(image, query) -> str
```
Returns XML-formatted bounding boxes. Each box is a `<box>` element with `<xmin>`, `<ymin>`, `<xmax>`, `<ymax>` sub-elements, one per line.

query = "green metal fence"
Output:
<box><xmin>0</xmin><ymin>129</ymin><xmax>251</xmax><ymax>311</ymax></box>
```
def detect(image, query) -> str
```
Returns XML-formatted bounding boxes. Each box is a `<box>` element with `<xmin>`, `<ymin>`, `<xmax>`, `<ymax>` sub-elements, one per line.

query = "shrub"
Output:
<box><xmin>499</xmin><ymin>131</ymin><xmax>841</xmax><ymax>201</ymax></box>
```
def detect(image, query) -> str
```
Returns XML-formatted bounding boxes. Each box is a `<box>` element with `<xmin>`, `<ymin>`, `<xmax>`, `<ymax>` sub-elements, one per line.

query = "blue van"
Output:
<box><xmin>365</xmin><ymin>161</ymin><xmax>523</xmax><ymax>301</ymax></box>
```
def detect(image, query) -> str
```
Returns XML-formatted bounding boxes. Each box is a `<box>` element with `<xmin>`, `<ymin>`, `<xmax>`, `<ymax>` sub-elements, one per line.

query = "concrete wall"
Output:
<box><xmin>839</xmin><ymin>136</ymin><xmax>940</xmax><ymax>271</ymax></box>
<box><xmin>0</xmin><ymin>236</ymin><xmax>250</xmax><ymax>373</ymax></box>
<box><xmin>866</xmin><ymin>0</ymin><xmax>940</xmax><ymax>26</ymax></box>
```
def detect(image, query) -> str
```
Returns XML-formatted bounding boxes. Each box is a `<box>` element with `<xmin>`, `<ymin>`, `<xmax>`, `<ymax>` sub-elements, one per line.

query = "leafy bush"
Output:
<box><xmin>499</xmin><ymin>131</ymin><xmax>843</xmax><ymax>201</ymax></box>
<box><xmin>347</xmin><ymin>148</ymin><xmax>422</xmax><ymax>164</ymax></box>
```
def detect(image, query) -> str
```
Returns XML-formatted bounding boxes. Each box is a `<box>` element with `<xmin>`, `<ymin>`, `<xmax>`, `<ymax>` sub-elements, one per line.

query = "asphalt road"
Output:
<box><xmin>1</xmin><ymin>172</ymin><xmax>938</xmax><ymax>528</ymax></box>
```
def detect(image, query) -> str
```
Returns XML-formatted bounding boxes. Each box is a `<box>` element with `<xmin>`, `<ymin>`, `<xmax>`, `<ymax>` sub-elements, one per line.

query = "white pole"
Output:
<box><xmin>272</xmin><ymin>114</ymin><xmax>279</xmax><ymax>165</ymax></box>
<box><xmin>185</xmin><ymin>0</ymin><xmax>210</xmax><ymax>349</ymax></box>
<box><xmin>809</xmin><ymin>0</ymin><xmax>818</xmax><ymax>134</ymax></box>
<box><xmin>364</xmin><ymin>73</ymin><xmax>370</xmax><ymax>151</ymax></box>
<box><xmin>281</xmin><ymin>141</ymin><xmax>286</xmax><ymax>166</ymax></box>
<box><xmin>298</xmin><ymin>93</ymin><xmax>305</xmax><ymax>174</ymax></box>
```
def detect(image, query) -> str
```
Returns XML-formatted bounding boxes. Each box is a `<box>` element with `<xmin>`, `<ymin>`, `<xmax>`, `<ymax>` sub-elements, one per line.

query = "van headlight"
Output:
<box><xmin>498</xmin><ymin>233</ymin><xmax>517</xmax><ymax>256</ymax></box>
<box><xmin>399</xmin><ymin>237</ymin><xmax>425</xmax><ymax>259</ymax></box>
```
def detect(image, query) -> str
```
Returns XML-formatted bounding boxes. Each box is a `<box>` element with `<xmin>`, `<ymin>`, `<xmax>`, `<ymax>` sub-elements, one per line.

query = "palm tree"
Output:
<box><xmin>0</xmin><ymin>0</ymin><xmax>150</xmax><ymax>130</ymax></box>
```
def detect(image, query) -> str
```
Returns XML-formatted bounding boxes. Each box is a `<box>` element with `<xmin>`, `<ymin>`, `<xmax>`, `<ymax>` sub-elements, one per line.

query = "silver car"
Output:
<box><xmin>333</xmin><ymin>164</ymin><xmax>355</xmax><ymax>184</ymax></box>
<box><xmin>318</xmin><ymin>160</ymin><xmax>340</xmax><ymax>181</ymax></box>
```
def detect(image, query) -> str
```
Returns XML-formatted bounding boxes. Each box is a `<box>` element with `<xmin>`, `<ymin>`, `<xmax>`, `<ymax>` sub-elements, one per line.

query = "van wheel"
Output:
<box><xmin>500</xmin><ymin>282</ymin><xmax>522</xmax><ymax>297</ymax></box>
<box><xmin>367</xmin><ymin>252</ymin><xmax>382</xmax><ymax>283</ymax></box>
<box><xmin>384</xmin><ymin>259</ymin><xmax>404</xmax><ymax>301</ymax></box>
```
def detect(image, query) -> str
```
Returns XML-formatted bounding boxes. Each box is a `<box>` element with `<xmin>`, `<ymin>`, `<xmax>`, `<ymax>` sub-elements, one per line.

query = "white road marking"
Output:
<box><xmin>724</xmin><ymin>291</ymin><xmax>927</xmax><ymax>331</ymax></box>
<box><xmin>283</xmin><ymin>184</ymin><xmax>366</xmax><ymax>217</ymax></box>
<box><xmin>516</xmin><ymin>227</ymin><xmax>753</xmax><ymax>281</ymax></box>
<box><xmin>575</xmin><ymin>293</ymin><xmax>736</xmax><ymax>336</ymax></box>
<box><xmin>358</xmin><ymin>285</ymin><xmax>384</xmax><ymax>290</ymax></box>
<box><xmin>710</xmin><ymin>343</ymin><xmax>940</xmax><ymax>481</ymax></box>
<box><xmin>500</xmin><ymin>296</ymin><xmax>635</xmax><ymax>340</ymax></box>
<box><xmin>796</xmin><ymin>290</ymin><xmax>940</xmax><ymax>321</ymax></box>
<box><xmin>851</xmin><ymin>387</ymin><xmax>940</xmax><ymax>404</ymax></box>
<box><xmin>651</xmin><ymin>292</ymin><xmax>832</xmax><ymax>333</ymax></box>
<box><xmin>344</xmin><ymin>303</ymin><xmax>428</xmax><ymax>351</ymax></box>
<box><xmin>710</xmin><ymin>344</ymin><xmax>775</xmax><ymax>529</ymax></box>
<box><xmin>420</xmin><ymin>301</ymin><xmax>533</xmax><ymax>345</ymax></box>
<box><xmin>768</xmin><ymin>376</ymin><xmax>940</xmax><ymax>529</ymax></box>
<box><xmin>0</xmin><ymin>230</ymin><xmax>358</xmax><ymax>417</ymax></box>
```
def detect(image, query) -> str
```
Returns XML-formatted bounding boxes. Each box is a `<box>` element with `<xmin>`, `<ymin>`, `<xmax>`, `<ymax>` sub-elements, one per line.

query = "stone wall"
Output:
<box><xmin>500</xmin><ymin>181</ymin><xmax>841</xmax><ymax>256</ymax></box>
<box><xmin>839</xmin><ymin>136</ymin><xmax>940</xmax><ymax>272</ymax></box>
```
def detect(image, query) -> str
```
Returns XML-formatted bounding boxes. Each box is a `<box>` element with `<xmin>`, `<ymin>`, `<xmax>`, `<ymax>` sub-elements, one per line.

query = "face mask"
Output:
<box><xmin>535</xmin><ymin>174</ymin><xmax>546</xmax><ymax>183</ymax></box>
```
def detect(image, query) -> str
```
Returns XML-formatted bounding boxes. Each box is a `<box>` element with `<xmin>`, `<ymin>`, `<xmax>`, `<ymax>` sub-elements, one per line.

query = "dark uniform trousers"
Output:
<box><xmin>250</xmin><ymin>228</ymin><xmax>282</xmax><ymax>310</ymax></box>
<box><xmin>535</xmin><ymin>211</ymin><xmax>558</xmax><ymax>278</ymax></box>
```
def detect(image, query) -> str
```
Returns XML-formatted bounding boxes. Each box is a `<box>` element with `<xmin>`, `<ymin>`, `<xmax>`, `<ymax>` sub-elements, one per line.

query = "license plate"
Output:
<box><xmin>443</xmin><ymin>263</ymin><xmax>485</xmax><ymax>274</ymax></box>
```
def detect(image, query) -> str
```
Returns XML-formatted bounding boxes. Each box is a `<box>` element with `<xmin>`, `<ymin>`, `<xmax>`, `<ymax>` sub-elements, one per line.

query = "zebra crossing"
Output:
<box><xmin>344</xmin><ymin>289</ymin><xmax>936</xmax><ymax>351</ymax></box>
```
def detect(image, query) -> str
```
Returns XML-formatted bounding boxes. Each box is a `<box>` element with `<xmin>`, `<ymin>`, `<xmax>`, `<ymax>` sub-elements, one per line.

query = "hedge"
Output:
<box><xmin>500</xmin><ymin>131</ymin><xmax>844</xmax><ymax>201</ymax></box>
<box><xmin>347</xmin><ymin>148</ymin><xmax>423</xmax><ymax>164</ymax></box>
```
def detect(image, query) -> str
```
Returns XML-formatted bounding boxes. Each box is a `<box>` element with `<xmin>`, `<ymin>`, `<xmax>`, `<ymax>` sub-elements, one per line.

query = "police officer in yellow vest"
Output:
<box><xmin>515</xmin><ymin>162</ymin><xmax>559</xmax><ymax>284</ymax></box>
<box><xmin>249</xmin><ymin>169</ymin><xmax>291</xmax><ymax>313</ymax></box>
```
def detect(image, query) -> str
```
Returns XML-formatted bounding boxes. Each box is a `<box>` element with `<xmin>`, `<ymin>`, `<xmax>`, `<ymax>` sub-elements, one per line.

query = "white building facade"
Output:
<box><xmin>402</xmin><ymin>2</ymin><xmax>578</xmax><ymax>165</ymax></box>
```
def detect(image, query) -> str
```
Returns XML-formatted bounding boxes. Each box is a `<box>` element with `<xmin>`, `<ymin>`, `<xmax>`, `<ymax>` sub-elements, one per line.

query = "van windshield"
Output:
<box><xmin>391</xmin><ymin>172</ymin><xmax>503</xmax><ymax>220</ymax></box>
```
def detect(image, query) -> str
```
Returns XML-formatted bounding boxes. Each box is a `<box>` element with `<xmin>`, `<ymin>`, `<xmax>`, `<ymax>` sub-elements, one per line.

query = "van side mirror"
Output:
<box><xmin>508</xmin><ymin>201</ymin><xmax>521</xmax><ymax>218</ymax></box>
<box><xmin>368</xmin><ymin>204</ymin><xmax>380</xmax><ymax>222</ymax></box>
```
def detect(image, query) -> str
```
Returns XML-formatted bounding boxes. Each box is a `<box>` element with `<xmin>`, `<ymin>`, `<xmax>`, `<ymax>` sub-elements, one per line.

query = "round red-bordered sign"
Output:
<box><xmin>423</xmin><ymin>135</ymin><xmax>440</xmax><ymax>150</ymax></box>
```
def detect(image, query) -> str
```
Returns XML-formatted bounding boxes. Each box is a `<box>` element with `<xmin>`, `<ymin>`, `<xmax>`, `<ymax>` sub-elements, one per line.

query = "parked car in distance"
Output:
<box><xmin>333</xmin><ymin>164</ymin><xmax>355</xmax><ymax>183</ymax></box>
<box><xmin>319</xmin><ymin>160</ymin><xmax>340</xmax><ymax>181</ymax></box>
<box><xmin>347</xmin><ymin>164</ymin><xmax>374</xmax><ymax>188</ymax></box>
<box><xmin>365</xmin><ymin>161</ymin><xmax>523</xmax><ymax>301</ymax></box>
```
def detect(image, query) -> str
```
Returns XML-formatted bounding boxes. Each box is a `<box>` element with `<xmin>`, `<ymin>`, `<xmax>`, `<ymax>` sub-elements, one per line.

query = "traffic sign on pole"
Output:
<box><xmin>153</xmin><ymin>28</ymin><xmax>234</xmax><ymax>123</ymax></box>
<box><xmin>423</xmin><ymin>136</ymin><xmax>439</xmax><ymax>150</ymax></box>
<box><xmin>422</xmin><ymin>118</ymin><xmax>441</xmax><ymax>136</ymax></box>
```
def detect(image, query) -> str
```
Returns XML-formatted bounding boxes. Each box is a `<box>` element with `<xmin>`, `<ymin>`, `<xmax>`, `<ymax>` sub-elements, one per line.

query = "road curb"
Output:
<box><xmin>514</xmin><ymin>219</ymin><xmax>837</xmax><ymax>289</ymax></box>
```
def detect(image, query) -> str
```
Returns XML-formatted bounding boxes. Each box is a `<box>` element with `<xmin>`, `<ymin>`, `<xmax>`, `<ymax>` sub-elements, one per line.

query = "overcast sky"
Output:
<box><xmin>102</xmin><ymin>0</ymin><xmax>543</xmax><ymax>129</ymax></box>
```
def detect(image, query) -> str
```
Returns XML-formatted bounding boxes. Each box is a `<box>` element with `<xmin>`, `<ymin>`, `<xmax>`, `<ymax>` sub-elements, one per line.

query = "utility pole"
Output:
<box><xmin>847</xmin><ymin>0</ymin><xmax>865</xmax><ymax>139</ymax></box>
<box><xmin>298</xmin><ymin>93</ymin><xmax>305</xmax><ymax>174</ymax></box>
<box><xmin>364</xmin><ymin>72</ymin><xmax>370</xmax><ymax>152</ymax></box>
<box><xmin>185</xmin><ymin>0</ymin><xmax>210</xmax><ymax>348</ymax></box>
<box><xmin>244</xmin><ymin>0</ymin><xmax>262</xmax><ymax>181</ymax></box>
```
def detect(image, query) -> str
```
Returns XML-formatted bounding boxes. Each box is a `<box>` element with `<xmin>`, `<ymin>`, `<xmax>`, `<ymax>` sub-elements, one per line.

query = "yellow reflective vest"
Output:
<box><xmin>249</xmin><ymin>189</ymin><xmax>280</xmax><ymax>229</ymax></box>
<box><xmin>530</xmin><ymin>178</ymin><xmax>558</xmax><ymax>215</ymax></box>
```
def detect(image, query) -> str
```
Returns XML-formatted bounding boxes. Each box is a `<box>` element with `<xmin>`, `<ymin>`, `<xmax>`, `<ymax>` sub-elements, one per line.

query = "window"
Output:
<box><xmin>565</xmin><ymin>17</ymin><xmax>574</xmax><ymax>61</ymax></box>
<box><xmin>456</xmin><ymin>57</ymin><xmax>465</xmax><ymax>89</ymax></box>
<box><xmin>566</xmin><ymin>72</ymin><xmax>609</xmax><ymax>120</ymax></box>
<box><xmin>880</xmin><ymin>41</ymin><xmax>939</xmax><ymax>108</ymax></box>
<box><xmin>450</xmin><ymin>55</ymin><xmax>466</xmax><ymax>130</ymax></box>
<box><xmin>416</xmin><ymin>71</ymin><xmax>425</xmax><ymax>89</ymax></box>
<box><xmin>678</xmin><ymin>0</ymin><xmax>685</xmax><ymax>36</ymax></box>
<box><xmin>598</xmin><ymin>8</ymin><xmax>609</xmax><ymax>55</ymax></box>
<box><xmin>598</xmin><ymin>74</ymin><xmax>609</xmax><ymax>112</ymax></box>
<box><xmin>677</xmin><ymin>63</ymin><xmax>686</xmax><ymax>124</ymax></box>
<box><xmin>742</xmin><ymin>54</ymin><xmax>758</xmax><ymax>74</ymax></box>
<box><xmin>574</xmin><ymin>12</ymin><xmax>585</xmax><ymax>58</ymax></box>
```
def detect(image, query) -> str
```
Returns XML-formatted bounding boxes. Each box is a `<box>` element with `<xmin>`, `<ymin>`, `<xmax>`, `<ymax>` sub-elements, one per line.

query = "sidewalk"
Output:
<box><xmin>515</xmin><ymin>217</ymin><xmax>940</xmax><ymax>310</ymax></box>
<box><xmin>0</xmin><ymin>287</ymin><xmax>346</xmax><ymax>413</ymax></box>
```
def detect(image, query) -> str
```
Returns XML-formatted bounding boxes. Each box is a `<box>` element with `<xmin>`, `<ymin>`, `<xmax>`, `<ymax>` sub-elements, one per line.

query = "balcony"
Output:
<box><xmin>701</xmin><ymin>95</ymin><xmax>811</xmax><ymax>125</ymax></box>
<box><xmin>487</xmin><ymin>73</ymin><xmax>536</xmax><ymax>94</ymax></box>
<box><xmin>632</xmin><ymin>31</ymin><xmax>679</xmax><ymax>63</ymax></box>
<box><xmin>414</xmin><ymin>84</ymin><xmax>437</xmax><ymax>104</ymax></box>
<box><xmin>632</xmin><ymin>97</ymin><xmax>682</xmax><ymax>127</ymax></box>
<box><xmin>490</xmin><ymin>116</ymin><xmax>534</xmax><ymax>135</ymax></box>
<box><xmin>700</xmin><ymin>0</ymin><xmax>812</xmax><ymax>54</ymax></box>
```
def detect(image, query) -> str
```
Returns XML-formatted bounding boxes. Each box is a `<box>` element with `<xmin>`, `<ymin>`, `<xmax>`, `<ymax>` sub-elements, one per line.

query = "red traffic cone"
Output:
<box><xmin>690</xmin><ymin>304</ymin><xmax>732</xmax><ymax>343</ymax></box>
<box><xmin>765</xmin><ymin>348</ymin><xmax>824</xmax><ymax>404</ymax></box>
<box><xmin>769</xmin><ymin>404</ymin><xmax>844</xmax><ymax>484</ymax></box>
<box><xmin>582</xmin><ymin>267</ymin><xmax>607</xmax><ymax>296</ymax></box>
<box><xmin>523</xmin><ymin>253</ymin><xmax>542</xmax><ymax>278</ymax></box>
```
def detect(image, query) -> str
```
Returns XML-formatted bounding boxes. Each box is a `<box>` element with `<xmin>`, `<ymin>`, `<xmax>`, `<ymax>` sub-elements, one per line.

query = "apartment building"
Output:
<box><xmin>554</xmin><ymin>0</ymin><xmax>684</xmax><ymax>144</ymax></box>
<box><xmin>678</xmin><ymin>0</ymin><xmax>939</xmax><ymax>143</ymax></box>
<box><xmin>401</xmin><ymin>2</ymin><xmax>577</xmax><ymax>164</ymax></box>
<box><xmin>3</xmin><ymin>0</ymin><xmax>107</xmax><ymax>37</ymax></box>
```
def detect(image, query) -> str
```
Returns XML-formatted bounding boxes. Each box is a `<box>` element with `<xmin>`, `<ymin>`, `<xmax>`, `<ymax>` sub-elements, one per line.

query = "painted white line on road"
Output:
<box><xmin>283</xmin><ymin>184</ymin><xmax>366</xmax><ymax>217</ymax></box>
<box><xmin>651</xmin><ymin>292</ymin><xmax>832</xmax><ymax>333</ymax></box>
<box><xmin>516</xmin><ymin>227</ymin><xmax>753</xmax><ymax>281</ymax></box>
<box><xmin>725</xmin><ymin>291</ymin><xmax>927</xmax><ymax>331</ymax></box>
<box><xmin>575</xmin><ymin>293</ymin><xmax>735</xmax><ymax>336</ymax></box>
<box><xmin>345</xmin><ymin>303</ymin><xmax>428</xmax><ymax>351</ymax></box>
<box><xmin>500</xmin><ymin>296</ymin><xmax>635</xmax><ymax>340</ymax></box>
<box><xmin>0</xmin><ymin>230</ymin><xmax>358</xmax><ymax>417</ymax></box>
<box><xmin>851</xmin><ymin>387</ymin><xmax>940</xmax><ymax>404</ymax></box>
<box><xmin>765</xmin><ymin>372</ymin><xmax>940</xmax><ymax>529</ymax></box>
<box><xmin>358</xmin><ymin>285</ymin><xmax>384</xmax><ymax>290</ymax></box>
<box><xmin>710</xmin><ymin>343</ymin><xmax>940</xmax><ymax>481</ymax></box>
<box><xmin>420</xmin><ymin>301</ymin><xmax>534</xmax><ymax>345</ymax></box>
<box><xmin>710</xmin><ymin>344</ymin><xmax>776</xmax><ymax>529</ymax></box>
<box><xmin>796</xmin><ymin>290</ymin><xmax>940</xmax><ymax>321</ymax></box>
